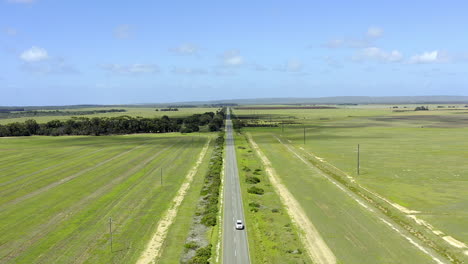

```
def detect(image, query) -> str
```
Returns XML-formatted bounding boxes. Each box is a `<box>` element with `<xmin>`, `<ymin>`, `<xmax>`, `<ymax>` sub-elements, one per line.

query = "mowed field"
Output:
<box><xmin>235</xmin><ymin>106</ymin><xmax>468</xmax><ymax>263</ymax></box>
<box><xmin>0</xmin><ymin>107</ymin><xmax>219</xmax><ymax>125</ymax></box>
<box><xmin>0</xmin><ymin>133</ymin><xmax>213</xmax><ymax>263</ymax></box>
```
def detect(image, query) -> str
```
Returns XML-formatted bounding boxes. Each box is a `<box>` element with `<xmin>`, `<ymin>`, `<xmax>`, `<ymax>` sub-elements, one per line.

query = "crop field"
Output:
<box><xmin>234</xmin><ymin>106</ymin><xmax>468</xmax><ymax>263</ymax></box>
<box><xmin>0</xmin><ymin>133</ymin><xmax>213</xmax><ymax>263</ymax></box>
<box><xmin>0</xmin><ymin>107</ymin><xmax>219</xmax><ymax>125</ymax></box>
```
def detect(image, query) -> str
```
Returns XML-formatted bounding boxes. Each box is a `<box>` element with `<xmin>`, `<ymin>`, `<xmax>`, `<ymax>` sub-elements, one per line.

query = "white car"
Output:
<box><xmin>235</xmin><ymin>220</ymin><xmax>244</xmax><ymax>230</ymax></box>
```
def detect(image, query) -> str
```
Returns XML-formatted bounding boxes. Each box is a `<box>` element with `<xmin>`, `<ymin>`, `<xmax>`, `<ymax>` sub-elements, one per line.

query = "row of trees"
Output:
<box><xmin>0</xmin><ymin>109</ymin><xmax>225</xmax><ymax>137</ymax></box>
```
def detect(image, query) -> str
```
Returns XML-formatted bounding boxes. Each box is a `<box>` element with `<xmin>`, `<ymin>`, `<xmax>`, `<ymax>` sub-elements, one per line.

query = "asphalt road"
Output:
<box><xmin>222</xmin><ymin>110</ymin><xmax>250</xmax><ymax>264</ymax></box>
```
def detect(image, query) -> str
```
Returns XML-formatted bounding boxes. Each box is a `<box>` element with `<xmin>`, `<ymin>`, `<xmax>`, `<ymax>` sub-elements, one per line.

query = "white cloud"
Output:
<box><xmin>276</xmin><ymin>59</ymin><xmax>304</xmax><ymax>72</ymax></box>
<box><xmin>323</xmin><ymin>38</ymin><xmax>370</xmax><ymax>49</ymax></box>
<box><xmin>251</xmin><ymin>63</ymin><xmax>268</xmax><ymax>71</ymax></box>
<box><xmin>367</xmin><ymin>27</ymin><xmax>383</xmax><ymax>38</ymax></box>
<box><xmin>408</xmin><ymin>50</ymin><xmax>442</xmax><ymax>64</ymax></box>
<box><xmin>7</xmin><ymin>0</ymin><xmax>35</xmax><ymax>3</ymax></box>
<box><xmin>169</xmin><ymin>43</ymin><xmax>199</xmax><ymax>55</ymax></box>
<box><xmin>354</xmin><ymin>47</ymin><xmax>403</xmax><ymax>63</ymax></box>
<box><xmin>114</xmin><ymin>24</ymin><xmax>132</xmax><ymax>39</ymax></box>
<box><xmin>20</xmin><ymin>57</ymin><xmax>79</xmax><ymax>74</ymax></box>
<box><xmin>171</xmin><ymin>67</ymin><xmax>207</xmax><ymax>75</ymax></box>
<box><xmin>20</xmin><ymin>46</ymin><xmax>49</xmax><ymax>62</ymax></box>
<box><xmin>323</xmin><ymin>26</ymin><xmax>383</xmax><ymax>49</ymax></box>
<box><xmin>4</xmin><ymin>27</ymin><xmax>17</xmax><ymax>36</ymax></box>
<box><xmin>101</xmin><ymin>64</ymin><xmax>160</xmax><ymax>74</ymax></box>
<box><xmin>222</xmin><ymin>50</ymin><xmax>244</xmax><ymax>66</ymax></box>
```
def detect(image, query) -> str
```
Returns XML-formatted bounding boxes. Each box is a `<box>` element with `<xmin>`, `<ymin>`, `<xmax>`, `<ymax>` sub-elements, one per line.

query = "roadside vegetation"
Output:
<box><xmin>181</xmin><ymin>132</ymin><xmax>225</xmax><ymax>263</ymax></box>
<box><xmin>234</xmin><ymin>131</ymin><xmax>311</xmax><ymax>263</ymax></box>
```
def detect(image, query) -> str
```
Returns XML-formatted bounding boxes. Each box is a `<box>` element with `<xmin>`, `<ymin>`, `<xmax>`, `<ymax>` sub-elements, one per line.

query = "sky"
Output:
<box><xmin>1</xmin><ymin>0</ymin><xmax>468</xmax><ymax>105</ymax></box>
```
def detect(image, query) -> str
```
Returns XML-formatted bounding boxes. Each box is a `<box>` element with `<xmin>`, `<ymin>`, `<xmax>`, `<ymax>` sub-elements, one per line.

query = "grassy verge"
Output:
<box><xmin>234</xmin><ymin>131</ymin><xmax>312</xmax><ymax>264</ymax></box>
<box><xmin>181</xmin><ymin>132</ymin><xmax>224</xmax><ymax>263</ymax></box>
<box><xmin>157</xmin><ymin>136</ymin><xmax>215</xmax><ymax>263</ymax></box>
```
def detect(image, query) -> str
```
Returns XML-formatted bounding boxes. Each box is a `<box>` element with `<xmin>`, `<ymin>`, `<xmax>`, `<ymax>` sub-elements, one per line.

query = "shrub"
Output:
<box><xmin>249</xmin><ymin>201</ymin><xmax>260</xmax><ymax>208</ymax></box>
<box><xmin>271</xmin><ymin>208</ymin><xmax>279</xmax><ymax>213</ymax></box>
<box><xmin>201</xmin><ymin>212</ymin><xmax>217</xmax><ymax>226</ymax></box>
<box><xmin>185</xmin><ymin>241</ymin><xmax>199</xmax><ymax>250</ymax></box>
<box><xmin>242</xmin><ymin>166</ymin><xmax>251</xmax><ymax>172</ymax></box>
<box><xmin>245</xmin><ymin>176</ymin><xmax>260</xmax><ymax>184</ymax></box>
<box><xmin>188</xmin><ymin>244</ymin><xmax>212</xmax><ymax>264</ymax></box>
<box><xmin>247</xmin><ymin>186</ymin><xmax>265</xmax><ymax>195</ymax></box>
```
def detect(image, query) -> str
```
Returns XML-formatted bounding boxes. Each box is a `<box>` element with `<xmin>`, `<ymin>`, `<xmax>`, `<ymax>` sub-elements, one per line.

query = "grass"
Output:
<box><xmin>0</xmin><ymin>133</ymin><xmax>213</xmax><ymax>263</ymax></box>
<box><xmin>0</xmin><ymin>107</ymin><xmax>219</xmax><ymax>125</ymax></box>
<box><xmin>235</xmin><ymin>106</ymin><xmax>468</xmax><ymax>263</ymax></box>
<box><xmin>156</xmin><ymin>138</ymin><xmax>215</xmax><ymax>264</ymax></box>
<box><xmin>234</xmin><ymin>132</ymin><xmax>312</xmax><ymax>264</ymax></box>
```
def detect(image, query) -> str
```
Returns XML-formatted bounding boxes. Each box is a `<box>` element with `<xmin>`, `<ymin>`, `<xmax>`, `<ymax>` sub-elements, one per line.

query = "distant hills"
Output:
<box><xmin>171</xmin><ymin>96</ymin><xmax>468</xmax><ymax>105</ymax></box>
<box><xmin>2</xmin><ymin>96</ymin><xmax>468</xmax><ymax>109</ymax></box>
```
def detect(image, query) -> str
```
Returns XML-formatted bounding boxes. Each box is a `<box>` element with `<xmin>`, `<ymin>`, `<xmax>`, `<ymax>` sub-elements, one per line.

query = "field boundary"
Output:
<box><xmin>246</xmin><ymin>133</ymin><xmax>337</xmax><ymax>264</ymax></box>
<box><xmin>135</xmin><ymin>138</ymin><xmax>211</xmax><ymax>264</ymax></box>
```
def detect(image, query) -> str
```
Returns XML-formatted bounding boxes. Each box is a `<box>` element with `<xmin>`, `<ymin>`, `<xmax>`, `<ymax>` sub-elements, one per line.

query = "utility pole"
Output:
<box><xmin>303</xmin><ymin>127</ymin><xmax>306</xmax><ymax>145</ymax></box>
<box><xmin>357</xmin><ymin>144</ymin><xmax>360</xmax><ymax>175</ymax></box>
<box><xmin>160</xmin><ymin>168</ymin><xmax>163</xmax><ymax>185</ymax></box>
<box><xmin>109</xmin><ymin>217</ymin><xmax>113</xmax><ymax>253</ymax></box>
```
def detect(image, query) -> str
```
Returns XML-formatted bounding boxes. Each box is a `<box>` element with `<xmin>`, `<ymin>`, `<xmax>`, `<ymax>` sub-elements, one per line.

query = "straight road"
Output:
<box><xmin>222</xmin><ymin>109</ymin><xmax>250</xmax><ymax>264</ymax></box>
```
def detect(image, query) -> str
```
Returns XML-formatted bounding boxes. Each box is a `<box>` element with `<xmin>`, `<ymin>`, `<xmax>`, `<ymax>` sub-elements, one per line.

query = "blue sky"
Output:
<box><xmin>1</xmin><ymin>0</ymin><xmax>467</xmax><ymax>105</ymax></box>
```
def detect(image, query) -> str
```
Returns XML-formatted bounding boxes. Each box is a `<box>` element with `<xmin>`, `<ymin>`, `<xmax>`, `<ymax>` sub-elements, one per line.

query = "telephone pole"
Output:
<box><xmin>109</xmin><ymin>217</ymin><xmax>113</xmax><ymax>252</ymax></box>
<box><xmin>303</xmin><ymin>127</ymin><xmax>306</xmax><ymax>145</ymax></box>
<box><xmin>357</xmin><ymin>144</ymin><xmax>360</xmax><ymax>175</ymax></box>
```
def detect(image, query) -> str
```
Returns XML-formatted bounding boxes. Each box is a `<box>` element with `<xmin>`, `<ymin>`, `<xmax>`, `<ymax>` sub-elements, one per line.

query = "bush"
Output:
<box><xmin>201</xmin><ymin>212</ymin><xmax>217</xmax><ymax>226</ymax></box>
<box><xmin>249</xmin><ymin>201</ymin><xmax>260</xmax><ymax>208</ymax></box>
<box><xmin>242</xmin><ymin>166</ymin><xmax>251</xmax><ymax>172</ymax></box>
<box><xmin>247</xmin><ymin>186</ymin><xmax>265</xmax><ymax>195</ymax></box>
<box><xmin>185</xmin><ymin>241</ymin><xmax>199</xmax><ymax>250</ymax></box>
<box><xmin>271</xmin><ymin>208</ymin><xmax>279</xmax><ymax>213</ymax></box>
<box><xmin>188</xmin><ymin>244</ymin><xmax>212</xmax><ymax>264</ymax></box>
<box><xmin>246</xmin><ymin>176</ymin><xmax>260</xmax><ymax>184</ymax></box>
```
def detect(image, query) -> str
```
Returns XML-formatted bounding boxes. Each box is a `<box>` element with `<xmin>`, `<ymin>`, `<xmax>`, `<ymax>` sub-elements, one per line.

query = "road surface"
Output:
<box><xmin>222</xmin><ymin>109</ymin><xmax>250</xmax><ymax>264</ymax></box>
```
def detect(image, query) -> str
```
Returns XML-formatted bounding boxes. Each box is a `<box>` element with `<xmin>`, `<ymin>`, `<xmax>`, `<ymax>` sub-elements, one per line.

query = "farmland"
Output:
<box><xmin>0</xmin><ymin>133</ymin><xmax>214</xmax><ymax>263</ymax></box>
<box><xmin>234</xmin><ymin>106</ymin><xmax>468</xmax><ymax>263</ymax></box>
<box><xmin>0</xmin><ymin>107</ymin><xmax>219</xmax><ymax>125</ymax></box>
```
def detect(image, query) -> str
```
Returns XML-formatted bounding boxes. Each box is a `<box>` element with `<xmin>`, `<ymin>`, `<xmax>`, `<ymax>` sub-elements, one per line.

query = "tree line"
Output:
<box><xmin>0</xmin><ymin>109</ymin><xmax>225</xmax><ymax>137</ymax></box>
<box><xmin>0</xmin><ymin>109</ymin><xmax>127</xmax><ymax>119</ymax></box>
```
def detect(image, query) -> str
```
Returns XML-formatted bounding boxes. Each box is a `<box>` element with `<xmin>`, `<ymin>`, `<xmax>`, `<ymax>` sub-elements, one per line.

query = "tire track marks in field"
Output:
<box><xmin>2</xmin><ymin>141</ymin><xmax>179</xmax><ymax>262</ymax></box>
<box><xmin>0</xmin><ymin>147</ymin><xmax>106</xmax><ymax>189</ymax></box>
<box><xmin>0</xmin><ymin>144</ymin><xmax>146</xmax><ymax>210</ymax></box>
<box><xmin>246</xmin><ymin>133</ymin><xmax>337</xmax><ymax>264</ymax></box>
<box><xmin>68</xmin><ymin>140</ymin><xmax>192</xmax><ymax>264</ymax></box>
<box><xmin>274</xmin><ymin>135</ymin><xmax>449</xmax><ymax>264</ymax></box>
<box><xmin>136</xmin><ymin>138</ymin><xmax>211</xmax><ymax>264</ymax></box>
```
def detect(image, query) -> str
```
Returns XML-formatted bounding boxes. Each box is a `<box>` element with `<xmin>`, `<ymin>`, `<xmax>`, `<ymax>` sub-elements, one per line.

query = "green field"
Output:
<box><xmin>0</xmin><ymin>107</ymin><xmax>219</xmax><ymax>125</ymax></box>
<box><xmin>0</xmin><ymin>133</ymin><xmax>213</xmax><ymax>263</ymax></box>
<box><xmin>234</xmin><ymin>106</ymin><xmax>468</xmax><ymax>263</ymax></box>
